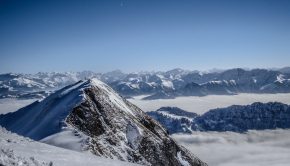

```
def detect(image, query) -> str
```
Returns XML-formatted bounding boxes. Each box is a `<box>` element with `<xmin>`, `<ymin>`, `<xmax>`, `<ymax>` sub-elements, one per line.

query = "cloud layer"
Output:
<box><xmin>129</xmin><ymin>93</ymin><xmax>290</xmax><ymax>113</ymax></box>
<box><xmin>173</xmin><ymin>129</ymin><xmax>290</xmax><ymax>166</ymax></box>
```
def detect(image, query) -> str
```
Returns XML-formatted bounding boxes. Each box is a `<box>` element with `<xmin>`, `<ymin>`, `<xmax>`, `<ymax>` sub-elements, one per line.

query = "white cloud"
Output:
<box><xmin>129</xmin><ymin>93</ymin><xmax>290</xmax><ymax>113</ymax></box>
<box><xmin>0</xmin><ymin>99</ymin><xmax>36</xmax><ymax>114</ymax></box>
<box><xmin>172</xmin><ymin>129</ymin><xmax>290</xmax><ymax>166</ymax></box>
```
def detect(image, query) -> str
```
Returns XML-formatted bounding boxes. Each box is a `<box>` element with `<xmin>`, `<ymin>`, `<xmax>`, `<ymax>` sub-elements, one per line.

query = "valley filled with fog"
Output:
<box><xmin>0</xmin><ymin>98</ymin><xmax>37</xmax><ymax>114</ymax></box>
<box><xmin>173</xmin><ymin>129</ymin><xmax>290</xmax><ymax>166</ymax></box>
<box><xmin>129</xmin><ymin>93</ymin><xmax>290</xmax><ymax>114</ymax></box>
<box><xmin>130</xmin><ymin>93</ymin><xmax>290</xmax><ymax>165</ymax></box>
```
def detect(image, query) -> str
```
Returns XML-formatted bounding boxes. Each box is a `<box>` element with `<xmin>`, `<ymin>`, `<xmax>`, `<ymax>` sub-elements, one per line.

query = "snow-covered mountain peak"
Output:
<box><xmin>1</xmin><ymin>68</ymin><xmax>290</xmax><ymax>99</ymax></box>
<box><xmin>87</xmin><ymin>78</ymin><xmax>136</xmax><ymax>116</ymax></box>
<box><xmin>0</xmin><ymin>79</ymin><xmax>206</xmax><ymax>166</ymax></box>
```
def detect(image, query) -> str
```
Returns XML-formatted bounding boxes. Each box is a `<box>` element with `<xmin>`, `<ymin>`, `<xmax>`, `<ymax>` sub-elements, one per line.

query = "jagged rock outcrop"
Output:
<box><xmin>0</xmin><ymin>79</ymin><xmax>206</xmax><ymax>166</ymax></box>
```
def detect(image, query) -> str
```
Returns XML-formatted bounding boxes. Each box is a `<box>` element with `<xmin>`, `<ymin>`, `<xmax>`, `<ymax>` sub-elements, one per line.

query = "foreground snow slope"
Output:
<box><xmin>0</xmin><ymin>127</ymin><xmax>137</xmax><ymax>166</ymax></box>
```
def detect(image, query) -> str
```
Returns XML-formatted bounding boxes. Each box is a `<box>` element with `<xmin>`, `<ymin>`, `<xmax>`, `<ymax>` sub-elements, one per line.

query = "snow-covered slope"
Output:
<box><xmin>147</xmin><ymin>107</ymin><xmax>198</xmax><ymax>134</ymax></box>
<box><xmin>0</xmin><ymin>79</ymin><xmax>206</xmax><ymax>166</ymax></box>
<box><xmin>0</xmin><ymin>127</ymin><xmax>137</xmax><ymax>166</ymax></box>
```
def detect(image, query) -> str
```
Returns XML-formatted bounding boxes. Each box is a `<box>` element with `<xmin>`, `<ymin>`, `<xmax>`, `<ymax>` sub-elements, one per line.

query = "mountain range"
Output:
<box><xmin>0</xmin><ymin>78</ymin><xmax>206</xmax><ymax>166</ymax></box>
<box><xmin>1</xmin><ymin>67</ymin><xmax>290</xmax><ymax>99</ymax></box>
<box><xmin>147</xmin><ymin>102</ymin><xmax>290</xmax><ymax>134</ymax></box>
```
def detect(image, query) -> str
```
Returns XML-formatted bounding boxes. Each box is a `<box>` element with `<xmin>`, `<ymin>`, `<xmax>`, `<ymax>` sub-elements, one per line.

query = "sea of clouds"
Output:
<box><xmin>129</xmin><ymin>93</ymin><xmax>290</xmax><ymax>113</ymax></box>
<box><xmin>173</xmin><ymin>130</ymin><xmax>290</xmax><ymax>166</ymax></box>
<box><xmin>129</xmin><ymin>94</ymin><xmax>290</xmax><ymax>165</ymax></box>
<box><xmin>0</xmin><ymin>98</ymin><xmax>37</xmax><ymax>114</ymax></box>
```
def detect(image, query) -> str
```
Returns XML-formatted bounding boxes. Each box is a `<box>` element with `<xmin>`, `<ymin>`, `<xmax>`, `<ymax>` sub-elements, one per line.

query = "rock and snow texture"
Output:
<box><xmin>0</xmin><ymin>80</ymin><xmax>86</xmax><ymax>140</ymax></box>
<box><xmin>126</xmin><ymin>123</ymin><xmax>143</xmax><ymax>150</ymax></box>
<box><xmin>0</xmin><ymin>79</ymin><xmax>206</xmax><ymax>166</ymax></box>
<box><xmin>0</xmin><ymin>127</ymin><xmax>137</xmax><ymax>166</ymax></box>
<box><xmin>147</xmin><ymin>107</ymin><xmax>198</xmax><ymax>134</ymax></box>
<box><xmin>177</xmin><ymin>151</ymin><xmax>191</xmax><ymax>166</ymax></box>
<box><xmin>148</xmin><ymin>102</ymin><xmax>290</xmax><ymax>134</ymax></box>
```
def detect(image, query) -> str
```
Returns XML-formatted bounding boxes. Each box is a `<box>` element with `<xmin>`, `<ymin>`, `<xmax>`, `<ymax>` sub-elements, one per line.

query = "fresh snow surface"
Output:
<box><xmin>126</xmin><ymin>123</ymin><xmax>143</xmax><ymax>150</ymax></box>
<box><xmin>173</xmin><ymin>129</ymin><xmax>290</xmax><ymax>166</ymax></box>
<box><xmin>158</xmin><ymin>111</ymin><xmax>193</xmax><ymax>121</ymax></box>
<box><xmin>177</xmin><ymin>151</ymin><xmax>190</xmax><ymax>166</ymax></box>
<box><xmin>1</xmin><ymin>81</ymin><xmax>86</xmax><ymax>140</ymax></box>
<box><xmin>41</xmin><ymin>128</ymin><xmax>89</xmax><ymax>152</ymax></box>
<box><xmin>59</xmin><ymin>81</ymin><xmax>85</xmax><ymax>96</ymax></box>
<box><xmin>129</xmin><ymin>93</ymin><xmax>290</xmax><ymax>114</ymax></box>
<box><xmin>252</xmin><ymin>78</ymin><xmax>257</xmax><ymax>83</ymax></box>
<box><xmin>161</xmin><ymin>80</ymin><xmax>174</xmax><ymax>89</ymax></box>
<box><xmin>90</xmin><ymin>79</ymin><xmax>135</xmax><ymax>116</ymax></box>
<box><xmin>0</xmin><ymin>127</ymin><xmax>138</xmax><ymax>166</ymax></box>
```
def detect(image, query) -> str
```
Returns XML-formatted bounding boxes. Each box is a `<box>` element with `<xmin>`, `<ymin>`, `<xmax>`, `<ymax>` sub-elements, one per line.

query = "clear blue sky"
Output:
<box><xmin>0</xmin><ymin>0</ymin><xmax>290</xmax><ymax>73</ymax></box>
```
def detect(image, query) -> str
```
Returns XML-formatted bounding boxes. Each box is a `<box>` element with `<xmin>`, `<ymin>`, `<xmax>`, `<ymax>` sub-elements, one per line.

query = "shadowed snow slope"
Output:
<box><xmin>0</xmin><ymin>79</ymin><xmax>206</xmax><ymax>166</ymax></box>
<box><xmin>0</xmin><ymin>127</ymin><xmax>137</xmax><ymax>166</ymax></box>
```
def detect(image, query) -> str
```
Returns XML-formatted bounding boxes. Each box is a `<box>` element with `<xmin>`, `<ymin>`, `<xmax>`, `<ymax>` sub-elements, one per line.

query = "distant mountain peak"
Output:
<box><xmin>1</xmin><ymin>67</ymin><xmax>290</xmax><ymax>100</ymax></box>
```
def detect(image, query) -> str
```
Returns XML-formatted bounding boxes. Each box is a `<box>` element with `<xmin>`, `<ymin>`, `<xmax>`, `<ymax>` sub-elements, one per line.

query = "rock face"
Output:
<box><xmin>0</xmin><ymin>79</ymin><xmax>206</xmax><ymax>166</ymax></box>
<box><xmin>148</xmin><ymin>102</ymin><xmax>290</xmax><ymax>133</ymax></box>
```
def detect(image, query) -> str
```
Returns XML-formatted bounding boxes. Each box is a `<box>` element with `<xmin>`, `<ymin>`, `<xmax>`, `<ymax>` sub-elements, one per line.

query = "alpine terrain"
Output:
<box><xmin>148</xmin><ymin>102</ymin><xmax>290</xmax><ymax>134</ymax></box>
<box><xmin>1</xmin><ymin>68</ymin><xmax>290</xmax><ymax>99</ymax></box>
<box><xmin>0</xmin><ymin>79</ymin><xmax>206</xmax><ymax>166</ymax></box>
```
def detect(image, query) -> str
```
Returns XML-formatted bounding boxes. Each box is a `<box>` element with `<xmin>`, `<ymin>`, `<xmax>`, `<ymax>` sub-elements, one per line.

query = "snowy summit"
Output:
<box><xmin>0</xmin><ymin>78</ymin><xmax>206</xmax><ymax>166</ymax></box>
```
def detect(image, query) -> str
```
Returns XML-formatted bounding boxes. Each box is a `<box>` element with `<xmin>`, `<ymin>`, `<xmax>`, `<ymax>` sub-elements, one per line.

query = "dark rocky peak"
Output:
<box><xmin>0</xmin><ymin>79</ymin><xmax>206</xmax><ymax>166</ymax></box>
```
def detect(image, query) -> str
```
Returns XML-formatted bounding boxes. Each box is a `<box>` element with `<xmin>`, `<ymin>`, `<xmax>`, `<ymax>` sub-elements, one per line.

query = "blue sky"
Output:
<box><xmin>0</xmin><ymin>0</ymin><xmax>290</xmax><ymax>73</ymax></box>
